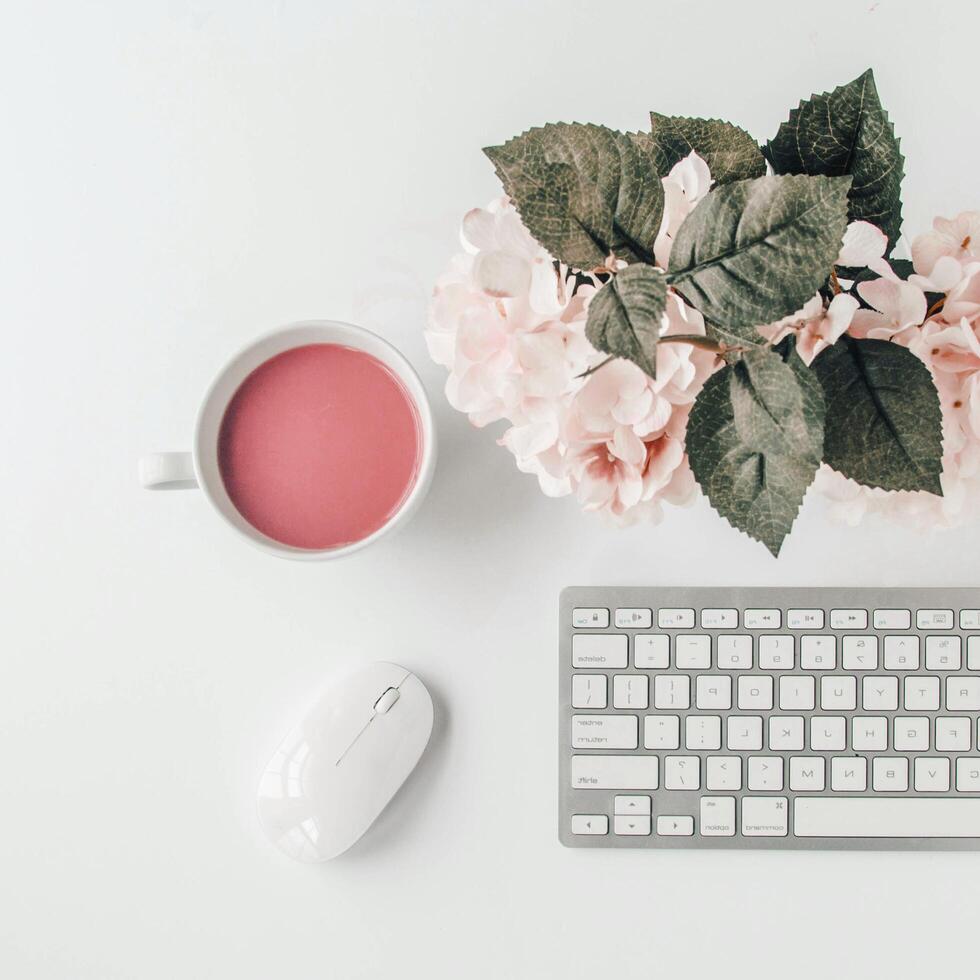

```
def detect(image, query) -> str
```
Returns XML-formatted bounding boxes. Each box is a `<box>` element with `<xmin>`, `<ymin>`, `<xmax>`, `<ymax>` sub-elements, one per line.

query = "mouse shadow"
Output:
<box><xmin>325</xmin><ymin>670</ymin><xmax>450</xmax><ymax>865</ymax></box>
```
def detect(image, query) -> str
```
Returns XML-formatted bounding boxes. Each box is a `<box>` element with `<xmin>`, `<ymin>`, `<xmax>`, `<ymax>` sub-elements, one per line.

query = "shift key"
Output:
<box><xmin>571</xmin><ymin>754</ymin><xmax>659</xmax><ymax>789</ymax></box>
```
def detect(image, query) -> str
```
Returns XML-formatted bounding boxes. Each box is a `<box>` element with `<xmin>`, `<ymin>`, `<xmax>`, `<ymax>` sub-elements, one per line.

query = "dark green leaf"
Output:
<box><xmin>812</xmin><ymin>336</ymin><xmax>944</xmax><ymax>494</ymax></box>
<box><xmin>585</xmin><ymin>265</ymin><xmax>667</xmax><ymax>378</ymax></box>
<box><xmin>648</xmin><ymin>113</ymin><xmax>766</xmax><ymax>185</ymax></box>
<box><xmin>765</xmin><ymin>69</ymin><xmax>905</xmax><ymax>249</ymax></box>
<box><xmin>667</xmin><ymin>174</ymin><xmax>851</xmax><ymax>337</ymax></box>
<box><xmin>686</xmin><ymin>341</ymin><xmax>825</xmax><ymax>555</ymax></box>
<box><xmin>484</xmin><ymin>123</ymin><xmax>665</xmax><ymax>269</ymax></box>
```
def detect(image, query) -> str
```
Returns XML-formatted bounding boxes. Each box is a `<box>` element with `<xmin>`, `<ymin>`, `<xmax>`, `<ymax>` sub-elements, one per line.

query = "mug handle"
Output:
<box><xmin>139</xmin><ymin>452</ymin><xmax>199</xmax><ymax>490</ymax></box>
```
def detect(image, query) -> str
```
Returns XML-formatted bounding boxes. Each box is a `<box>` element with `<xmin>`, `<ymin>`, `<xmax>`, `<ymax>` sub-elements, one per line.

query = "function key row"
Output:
<box><xmin>573</xmin><ymin>607</ymin><xmax>976</xmax><ymax>631</ymax></box>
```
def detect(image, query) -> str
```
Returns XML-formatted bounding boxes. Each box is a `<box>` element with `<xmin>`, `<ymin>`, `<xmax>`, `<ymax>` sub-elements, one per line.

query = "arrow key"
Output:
<box><xmin>656</xmin><ymin>815</ymin><xmax>695</xmax><ymax>836</ymax></box>
<box><xmin>614</xmin><ymin>815</ymin><xmax>652</xmax><ymax>836</ymax></box>
<box><xmin>614</xmin><ymin>795</ymin><xmax>652</xmax><ymax>815</ymax></box>
<box><xmin>571</xmin><ymin>814</ymin><xmax>608</xmax><ymax>835</ymax></box>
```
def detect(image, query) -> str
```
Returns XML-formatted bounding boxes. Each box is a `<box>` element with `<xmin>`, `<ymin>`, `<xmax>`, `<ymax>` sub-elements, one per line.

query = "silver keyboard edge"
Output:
<box><xmin>559</xmin><ymin>586</ymin><xmax>980</xmax><ymax>851</ymax></box>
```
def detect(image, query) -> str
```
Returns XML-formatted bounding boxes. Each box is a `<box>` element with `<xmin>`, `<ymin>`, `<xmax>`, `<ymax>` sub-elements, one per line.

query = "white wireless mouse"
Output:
<box><xmin>257</xmin><ymin>662</ymin><xmax>434</xmax><ymax>862</ymax></box>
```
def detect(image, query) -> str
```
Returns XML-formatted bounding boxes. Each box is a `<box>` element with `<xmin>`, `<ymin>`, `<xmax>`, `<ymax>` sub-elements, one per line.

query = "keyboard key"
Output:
<box><xmin>959</xmin><ymin>610</ymin><xmax>980</xmax><ymax>629</ymax></box>
<box><xmin>572</xmin><ymin>715</ymin><xmax>638</xmax><ymax>750</ymax></box>
<box><xmin>779</xmin><ymin>676</ymin><xmax>815</xmax><ymax>710</ymax></box>
<box><xmin>873</xmin><ymin>757</ymin><xmax>909</xmax><ymax>792</ymax></box>
<box><xmin>788</xmin><ymin>609</ymin><xmax>824</xmax><ymax>629</ymax></box>
<box><xmin>742</xmin><ymin>797</ymin><xmax>789</xmax><ymax>836</ymax></box>
<box><xmin>657</xmin><ymin>815</ymin><xmax>694</xmax><ymax>836</ymax></box>
<box><xmin>795</xmin><ymin>798</ymin><xmax>980</xmax><ymax>837</ymax></box>
<box><xmin>613</xmin><ymin>674</ymin><xmax>649</xmax><ymax>709</ymax></box>
<box><xmin>800</xmin><ymin>635</ymin><xmax>836</xmax><ymax>670</ymax></box>
<box><xmin>644</xmin><ymin>714</ymin><xmax>680</xmax><ymax>750</ymax></box>
<box><xmin>572</xmin><ymin>633</ymin><xmax>627</xmax><ymax>668</ymax></box>
<box><xmin>658</xmin><ymin>608</ymin><xmax>695</xmax><ymax>629</ymax></box>
<box><xmin>675</xmin><ymin>634</ymin><xmax>711</xmax><ymax>669</ymax></box>
<box><xmin>571</xmin><ymin>755</ymin><xmax>659</xmax><ymax>789</ymax></box>
<box><xmin>917</xmin><ymin>609</ymin><xmax>954</xmax><ymax>630</ymax></box>
<box><xmin>790</xmin><ymin>757</ymin><xmax>826</xmax><ymax>792</ymax></box>
<box><xmin>572</xmin><ymin>607</ymin><xmax>608</xmax><ymax>628</ymax></box>
<box><xmin>748</xmin><ymin>756</ymin><xmax>784</xmax><ymax>791</ymax></box>
<box><xmin>706</xmin><ymin>756</ymin><xmax>742</xmax><ymax>791</ymax></box>
<box><xmin>571</xmin><ymin>814</ymin><xmax>608</xmax><ymax>835</ymax></box>
<box><xmin>717</xmin><ymin>634</ymin><xmax>752</xmax><ymax>669</ymax></box>
<box><xmin>571</xmin><ymin>674</ymin><xmax>607</xmax><ymax>709</ymax></box>
<box><xmin>831</xmin><ymin>609</ymin><xmax>868</xmax><ymax>630</ymax></box>
<box><xmin>758</xmin><ymin>634</ymin><xmax>794</xmax><ymax>669</ymax></box>
<box><xmin>820</xmin><ymin>675</ymin><xmax>856</xmax><ymax>710</ymax></box>
<box><xmin>810</xmin><ymin>716</ymin><xmax>846</xmax><ymax>751</ymax></box>
<box><xmin>893</xmin><ymin>716</ymin><xmax>929</xmax><ymax>751</ymax></box>
<box><xmin>726</xmin><ymin>715</ymin><xmax>763</xmax><ymax>751</ymax></box>
<box><xmin>696</xmin><ymin>675</ymin><xmax>731</xmax><ymax>710</ymax></box>
<box><xmin>936</xmin><ymin>717</ymin><xmax>971</xmax><ymax>751</ymax></box>
<box><xmin>874</xmin><ymin>608</ymin><xmax>912</xmax><ymax>630</ymax></box>
<box><xmin>614</xmin><ymin>795</ymin><xmax>651</xmax><ymax>815</ymax></box>
<box><xmin>614</xmin><ymin>815</ymin><xmax>651</xmax><ymax>835</ymax></box>
<box><xmin>701</xmin><ymin>608</ymin><xmax>738</xmax><ymax>629</ymax></box>
<box><xmin>904</xmin><ymin>676</ymin><xmax>940</xmax><ymax>711</ymax></box>
<box><xmin>947</xmin><ymin>677</ymin><xmax>980</xmax><ymax>711</ymax></box>
<box><xmin>615</xmin><ymin>607</ymin><xmax>652</xmax><ymax>629</ymax></box>
<box><xmin>914</xmin><ymin>757</ymin><xmax>951</xmax><ymax>792</ymax></box>
<box><xmin>745</xmin><ymin>609</ymin><xmax>781</xmax><ymax>629</ymax></box>
<box><xmin>955</xmin><ymin>758</ymin><xmax>980</xmax><ymax>792</ymax></box>
<box><xmin>842</xmin><ymin>635</ymin><xmax>878</xmax><ymax>669</ymax></box>
<box><xmin>925</xmin><ymin>635</ymin><xmax>962</xmax><ymax>671</ymax></box>
<box><xmin>664</xmin><ymin>755</ymin><xmax>700</xmax><ymax>790</ymax></box>
<box><xmin>831</xmin><ymin>756</ymin><xmax>867</xmax><ymax>791</ymax></box>
<box><xmin>863</xmin><ymin>676</ymin><xmax>899</xmax><ymax>711</ymax></box>
<box><xmin>884</xmin><ymin>635</ymin><xmax>920</xmax><ymax>670</ymax></box>
<box><xmin>852</xmin><ymin>716</ymin><xmax>888</xmax><ymax>751</ymax></box>
<box><xmin>970</xmin><ymin>636</ymin><xmax>980</xmax><ymax>670</ymax></box>
<box><xmin>634</xmin><ymin>634</ymin><xmax>669</xmax><ymax>669</ymax></box>
<box><xmin>654</xmin><ymin>675</ymin><xmax>690</xmax><ymax>709</ymax></box>
<box><xmin>769</xmin><ymin>716</ymin><xmax>804</xmax><ymax>751</ymax></box>
<box><xmin>737</xmin><ymin>675</ymin><xmax>774</xmax><ymax>710</ymax></box>
<box><xmin>699</xmin><ymin>796</ymin><xmax>736</xmax><ymax>837</ymax></box>
<box><xmin>685</xmin><ymin>715</ymin><xmax>722</xmax><ymax>750</ymax></box>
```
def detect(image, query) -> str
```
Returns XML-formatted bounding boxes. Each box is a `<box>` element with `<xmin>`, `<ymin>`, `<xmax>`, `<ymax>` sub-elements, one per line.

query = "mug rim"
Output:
<box><xmin>191</xmin><ymin>319</ymin><xmax>437</xmax><ymax>561</ymax></box>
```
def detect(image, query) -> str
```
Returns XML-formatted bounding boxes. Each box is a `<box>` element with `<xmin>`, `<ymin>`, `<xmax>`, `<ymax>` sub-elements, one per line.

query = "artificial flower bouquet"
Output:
<box><xmin>427</xmin><ymin>70</ymin><xmax>980</xmax><ymax>554</ymax></box>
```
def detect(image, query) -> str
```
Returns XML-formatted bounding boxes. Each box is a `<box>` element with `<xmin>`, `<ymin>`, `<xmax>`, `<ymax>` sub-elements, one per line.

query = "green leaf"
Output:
<box><xmin>765</xmin><ymin>69</ymin><xmax>905</xmax><ymax>249</ymax></box>
<box><xmin>811</xmin><ymin>336</ymin><xmax>944</xmax><ymax>494</ymax></box>
<box><xmin>585</xmin><ymin>265</ymin><xmax>667</xmax><ymax>378</ymax></box>
<box><xmin>648</xmin><ymin>113</ymin><xmax>766</xmax><ymax>185</ymax></box>
<box><xmin>484</xmin><ymin>123</ymin><xmax>665</xmax><ymax>269</ymax></box>
<box><xmin>667</xmin><ymin>174</ymin><xmax>851</xmax><ymax>338</ymax></box>
<box><xmin>686</xmin><ymin>341</ymin><xmax>825</xmax><ymax>556</ymax></box>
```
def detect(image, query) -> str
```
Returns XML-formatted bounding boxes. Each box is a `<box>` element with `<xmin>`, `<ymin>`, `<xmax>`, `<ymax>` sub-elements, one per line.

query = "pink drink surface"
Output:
<box><xmin>218</xmin><ymin>343</ymin><xmax>422</xmax><ymax>550</ymax></box>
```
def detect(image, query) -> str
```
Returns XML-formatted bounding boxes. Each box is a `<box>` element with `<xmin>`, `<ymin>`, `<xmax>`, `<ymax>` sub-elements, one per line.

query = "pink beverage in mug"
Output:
<box><xmin>217</xmin><ymin>343</ymin><xmax>423</xmax><ymax>550</ymax></box>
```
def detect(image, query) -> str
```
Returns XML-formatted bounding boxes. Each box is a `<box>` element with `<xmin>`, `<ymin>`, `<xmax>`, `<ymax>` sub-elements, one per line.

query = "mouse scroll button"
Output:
<box><xmin>374</xmin><ymin>688</ymin><xmax>400</xmax><ymax>714</ymax></box>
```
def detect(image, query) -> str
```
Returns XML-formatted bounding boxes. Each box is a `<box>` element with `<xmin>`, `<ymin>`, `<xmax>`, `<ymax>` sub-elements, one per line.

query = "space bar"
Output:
<box><xmin>795</xmin><ymin>798</ymin><xmax>980</xmax><ymax>838</ymax></box>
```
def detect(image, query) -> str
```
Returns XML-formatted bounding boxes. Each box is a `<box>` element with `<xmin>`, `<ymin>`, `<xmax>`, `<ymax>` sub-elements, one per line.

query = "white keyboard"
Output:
<box><xmin>560</xmin><ymin>587</ymin><xmax>980</xmax><ymax>849</ymax></box>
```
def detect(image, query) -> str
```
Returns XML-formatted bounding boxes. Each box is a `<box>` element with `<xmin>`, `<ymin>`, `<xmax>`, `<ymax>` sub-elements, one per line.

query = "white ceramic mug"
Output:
<box><xmin>139</xmin><ymin>320</ymin><xmax>436</xmax><ymax>560</ymax></box>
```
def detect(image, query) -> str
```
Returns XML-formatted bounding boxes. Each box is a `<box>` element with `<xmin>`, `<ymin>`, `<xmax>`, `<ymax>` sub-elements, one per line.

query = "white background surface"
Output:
<box><xmin>3</xmin><ymin>1</ymin><xmax>980</xmax><ymax>977</ymax></box>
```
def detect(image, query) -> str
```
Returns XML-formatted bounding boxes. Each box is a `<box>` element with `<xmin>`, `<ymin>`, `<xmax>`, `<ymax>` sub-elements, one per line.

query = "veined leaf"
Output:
<box><xmin>585</xmin><ymin>265</ymin><xmax>667</xmax><ymax>378</ymax></box>
<box><xmin>667</xmin><ymin>174</ymin><xmax>851</xmax><ymax>337</ymax></box>
<box><xmin>765</xmin><ymin>69</ymin><xmax>904</xmax><ymax>249</ymax></box>
<box><xmin>649</xmin><ymin>113</ymin><xmax>766</xmax><ymax>185</ymax></box>
<box><xmin>811</xmin><ymin>336</ymin><xmax>943</xmax><ymax>494</ymax></box>
<box><xmin>686</xmin><ymin>341</ymin><xmax>825</xmax><ymax>556</ymax></box>
<box><xmin>484</xmin><ymin>123</ymin><xmax>665</xmax><ymax>269</ymax></box>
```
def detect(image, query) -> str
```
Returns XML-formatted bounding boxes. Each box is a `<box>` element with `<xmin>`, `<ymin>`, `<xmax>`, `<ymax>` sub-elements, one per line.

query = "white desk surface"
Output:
<box><xmin>3</xmin><ymin>2</ymin><xmax>980</xmax><ymax>976</ymax></box>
